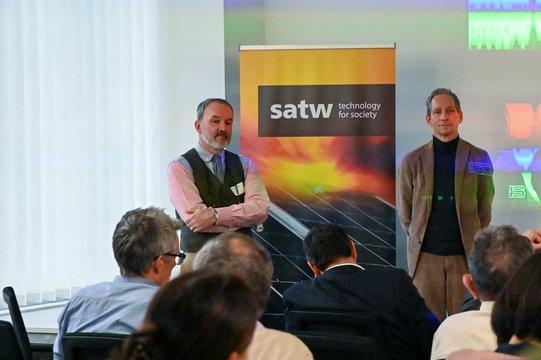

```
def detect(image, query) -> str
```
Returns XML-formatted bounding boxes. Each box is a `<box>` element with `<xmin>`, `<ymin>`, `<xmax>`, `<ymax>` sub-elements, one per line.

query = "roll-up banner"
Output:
<box><xmin>240</xmin><ymin>45</ymin><xmax>396</xmax><ymax>265</ymax></box>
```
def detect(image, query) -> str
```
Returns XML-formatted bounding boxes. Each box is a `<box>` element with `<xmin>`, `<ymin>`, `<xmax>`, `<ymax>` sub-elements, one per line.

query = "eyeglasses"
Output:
<box><xmin>155</xmin><ymin>251</ymin><xmax>186</xmax><ymax>265</ymax></box>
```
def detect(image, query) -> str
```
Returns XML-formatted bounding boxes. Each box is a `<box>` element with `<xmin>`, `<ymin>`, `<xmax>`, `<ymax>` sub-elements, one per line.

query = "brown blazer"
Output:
<box><xmin>398</xmin><ymin>138</ymin><xmax>495</xmax><ymax>276</ymax></box>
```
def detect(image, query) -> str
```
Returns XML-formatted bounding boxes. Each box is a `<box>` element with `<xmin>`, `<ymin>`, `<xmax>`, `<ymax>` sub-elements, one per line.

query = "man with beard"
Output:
<box><xmin>167</xmin><ymin>98</ymin><xmax>270</xmax><ymax>273</ymax></box>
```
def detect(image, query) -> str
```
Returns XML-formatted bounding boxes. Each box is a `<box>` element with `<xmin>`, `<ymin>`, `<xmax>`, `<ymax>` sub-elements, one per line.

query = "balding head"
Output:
<box><xmin>193</xmin><ymin>232</ymin><xmax>273</xmax><ymax>314</ymax></box>
<box><xmin>469</xmin><ymin>225</ymin><xmax>533</xmax><ymax>299</ymax></box>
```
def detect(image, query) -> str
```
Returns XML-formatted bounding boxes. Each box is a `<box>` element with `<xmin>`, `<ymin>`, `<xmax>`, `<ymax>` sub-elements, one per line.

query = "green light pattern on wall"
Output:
<box><xmin>522</xmin><ymin>172</ymin><xmax>541</xmax><ymax>204</ymax></box>
<box><xmin>469</xmin><ymin>12</ymin><xmax>541</xmax><ymax>49</ymax></box>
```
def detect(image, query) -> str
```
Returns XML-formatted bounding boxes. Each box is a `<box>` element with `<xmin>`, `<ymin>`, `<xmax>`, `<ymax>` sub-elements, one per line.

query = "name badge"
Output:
<box><xmin>231</xmin><ymin>182</ymin><xmax>245</xmax><ymax>196</ymax></box>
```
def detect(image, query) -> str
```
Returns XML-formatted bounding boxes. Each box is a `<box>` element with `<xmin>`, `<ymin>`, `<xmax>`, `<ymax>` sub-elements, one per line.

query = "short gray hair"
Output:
<box><xmin>425</xmin><ymin>88</ymin><xmax>461</xmax><ymax>116</ymax></box>
<box><xmin>196</xmin><ymin>98</ymin><xmax>233</xmax><ymax>121</ymax></box>
<box><xmin>193</xmin><ymin>232</ymin><xmax>273</xmax><ymax>314</ymax></box>
<box><xmin>112</xmin><ymin>207</ymin><xmax>181</xmax><ymax>276</ymax></box>
<box><xmin>469</xmin><ymin>225</ymin><xmax>533</xmax><ymax>299</ymax></box>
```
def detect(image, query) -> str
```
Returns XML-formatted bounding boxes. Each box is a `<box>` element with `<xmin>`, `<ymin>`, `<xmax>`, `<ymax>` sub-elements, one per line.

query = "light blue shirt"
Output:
<box><xmin>53</xmin><ymin>275</ymin><xmax>159</xmax><ymax>360</ymax></box>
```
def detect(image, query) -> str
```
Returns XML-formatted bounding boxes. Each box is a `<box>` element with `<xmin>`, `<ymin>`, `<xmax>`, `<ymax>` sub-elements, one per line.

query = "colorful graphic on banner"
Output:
<box><xmin>240</xmin><ymin>46</ymin><xmax>396</xmax><ymax>203</ymax></box>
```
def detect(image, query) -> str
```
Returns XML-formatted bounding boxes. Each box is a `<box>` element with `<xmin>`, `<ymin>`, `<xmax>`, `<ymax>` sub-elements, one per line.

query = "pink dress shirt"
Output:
<box><xmin>167</xmin><ymin>145</ymin><xmax>270</xmax><ymax>232</ymax></box>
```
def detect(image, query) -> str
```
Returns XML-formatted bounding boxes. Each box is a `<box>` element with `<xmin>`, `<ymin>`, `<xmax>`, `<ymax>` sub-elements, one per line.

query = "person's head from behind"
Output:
<box><xmin>118</xmin><ymin>271</ymin><xmax>257</xmax><ymax>360</ymax></box>
<box><xmin>466</xmin><ymin>225</ymin><xmax>533</xmax><ymax>301</ymax></box>
<box><xmin>491</xmin><ymin>252</ymin><xmax>541</xmax><ymax>345</ymax></box>
<box><xmin>303</xmin><ymin>223</ymin><xmax>357</xmax><ymax>275</ymax></box>
<box><xmin>195</xmin><ymin>98</ymin><xmax>234</xmax><ymax>151</ymax></box>
<box><xmin>193</xmin><ymin>232</ymin><xmax>273</xmax><ymax>316</ymax></box>
<box><xmin>112</xmin><ymin>207</ymin><xmax>181</xmax><ymax>286</ymax></box>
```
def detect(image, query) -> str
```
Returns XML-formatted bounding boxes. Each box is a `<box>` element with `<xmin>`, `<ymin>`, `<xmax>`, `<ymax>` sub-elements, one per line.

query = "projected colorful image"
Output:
<box><xmin>493</xmin><ymin>103</ymin><xmax>541</xmax><ymax>208</ymax></box>
<box><xmin>469</xmin><ymin>1</ymin><xmax>541</xmax><ymax>49</ymax></box>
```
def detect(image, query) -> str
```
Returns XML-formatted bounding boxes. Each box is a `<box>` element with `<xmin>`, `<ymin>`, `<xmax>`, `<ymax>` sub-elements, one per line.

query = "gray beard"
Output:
<box><xmin>202</xmin><ymin>134</ymin><xmax>229</xmax><ymax>150</ymax></box>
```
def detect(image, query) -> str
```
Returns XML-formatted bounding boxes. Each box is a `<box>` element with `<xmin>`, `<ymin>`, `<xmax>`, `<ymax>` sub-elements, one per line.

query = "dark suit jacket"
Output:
<box><xmin>283</xmin><ymin>265</ymin><xmax>439</xmax><ymax>360</ymax></box>
<box><xmin>397</xmin><ymin>138</ymin><xmax>495</xmax><ymax>275</ymax></box>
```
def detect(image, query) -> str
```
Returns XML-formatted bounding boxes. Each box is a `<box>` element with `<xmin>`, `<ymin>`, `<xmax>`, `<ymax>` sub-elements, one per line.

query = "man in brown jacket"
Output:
<box><xmin>398</xmin><ymin>88</ymin><xmax>495</xmax><ymax>321</ymax></box>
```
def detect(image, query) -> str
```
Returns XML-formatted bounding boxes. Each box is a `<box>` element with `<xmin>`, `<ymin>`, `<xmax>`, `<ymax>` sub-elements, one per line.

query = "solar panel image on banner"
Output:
<box><xmin>254</xmin><ymin>186</ymin><xmax>396</xmax><ymax>330</ymax></box>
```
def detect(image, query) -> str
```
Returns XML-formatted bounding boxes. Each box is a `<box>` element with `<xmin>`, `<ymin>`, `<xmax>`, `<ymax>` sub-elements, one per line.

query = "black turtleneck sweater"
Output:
<box><xmin>421</xmin><ymin>136</ymin><xmax>465</xmax><ymax>255</ymax></box>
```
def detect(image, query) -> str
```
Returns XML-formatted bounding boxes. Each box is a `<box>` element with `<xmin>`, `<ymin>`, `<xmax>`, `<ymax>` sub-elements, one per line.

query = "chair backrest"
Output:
<box><xmin>291</xmin><ymin>330</ymin><xmax>378</xmax><ymax>360</ymax></box>
<box><xmin>286</xmin><ymin>309</ymin><xmax>387</xmax><ymax>359</ymax></box>
<box><xmin>0</xmin><ymin>320</ymin><xmax>25</xmax><ymax>360</ymax></box>
<box><xmin>62</xmin><ymin>332</ymin><xmax>129</xmax><ymax>360</ymax></box>
<box><xmin>2</xmin><ymin>287</ymin><xmax>33</xmax><ymax>360</ymax></box>
<box><xmin>286</xmin><ymin>309</ymin><xmax>379</xmax><ymax>336</ymax></box>
<box><xmin>259</xmin><ymin>313</ymin><xmax>285</xmax><ymax>331</ymax></box>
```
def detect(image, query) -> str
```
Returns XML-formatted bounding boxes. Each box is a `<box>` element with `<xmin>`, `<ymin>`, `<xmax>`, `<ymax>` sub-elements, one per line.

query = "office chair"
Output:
<box><xmin>286</xmin><ymin>309</ymin><xmax>386</xmax><ymax>359</ymax></box>
<box><xmin>62</xmin><ymin>332</ymin><xmax>128</xmax><ymax>360</ymax></box>
<box><xmin>292</xmin><ymin>330</ymin><xmax>378</xmax><ymax>360</ymax></box>
<box><xmin>2</xmin><ymin>287</ymin><xmax>33</xmax><ymax>360</ymax></box>
<box><xmin>0</xmin><ymin>320</ymin><xmax>25</xmax><ymax>360</ymax></box>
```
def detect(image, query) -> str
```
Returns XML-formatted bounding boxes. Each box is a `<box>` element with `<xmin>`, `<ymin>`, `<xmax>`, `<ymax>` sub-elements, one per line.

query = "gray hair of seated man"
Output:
<box><xmin>468</xmin><ymin>224</ymin><xmax>533</xmax><ymax>299</ymax></box>
<box><xmin>112</xmin><ymin>207</ymin><xmax>180</xmax><ymax>276</ymax></box>
<box><xmin>193</xmin><ymin>232</ymin><xmax>273</xmax><ymax>315</ymax></box>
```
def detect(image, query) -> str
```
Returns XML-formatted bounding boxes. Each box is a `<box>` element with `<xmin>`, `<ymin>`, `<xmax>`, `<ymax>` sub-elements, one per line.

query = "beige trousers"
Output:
<box><xmin>413</xmin><ymin>251</ymin><xmax>468</xmax><ymax>322</ymax></box>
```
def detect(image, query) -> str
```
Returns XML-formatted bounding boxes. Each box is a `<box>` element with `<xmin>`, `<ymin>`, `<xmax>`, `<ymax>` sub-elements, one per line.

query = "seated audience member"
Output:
<box><xmin>115</xmin><ymin>271</ymin><xmax>258</xmax><ymax>360</ymax></box>
<box><xmin>193</xmin><ymin>232</ymin><xmax>313</xmax><ymax>360</ymax></box>
<box><xmin>431</xmin><ymin>225</ymin><xmax>533</xmax><ymax>360</ymax></box>
<box><xmin>282</xmin><ymin>223</ymin><xmax>439</xmax><ymax>360</ymax></box>
<box><xmin>461</xmin><ymin>226</ymin><xmax>541</xmax><ymax>312</ymax></box>
<box><xmin>448</xmin><ymin>252</ymin><xmax>541</xmax><ymax>359</ymax></box>
<box><xmin>53</xmin><ymin>207</ymin><xmax>181</xmax><ymax>360</ymax></box>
